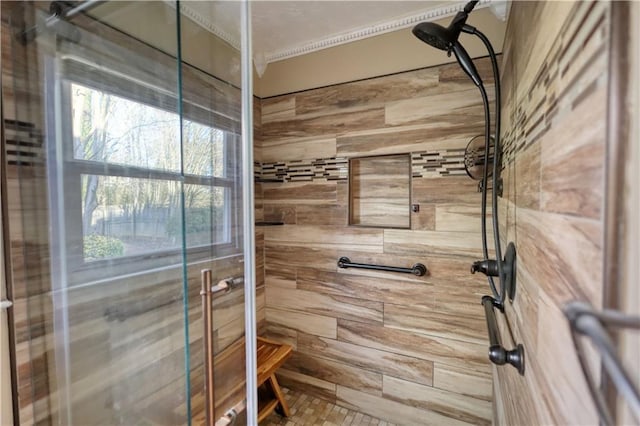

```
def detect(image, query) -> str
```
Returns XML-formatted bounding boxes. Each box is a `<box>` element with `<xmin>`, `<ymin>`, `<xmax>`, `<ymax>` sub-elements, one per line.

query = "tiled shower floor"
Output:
<box><xmin>262</xmin><ymin>388</ymin><xmax>396</xmax><ymax>426</ymax></box>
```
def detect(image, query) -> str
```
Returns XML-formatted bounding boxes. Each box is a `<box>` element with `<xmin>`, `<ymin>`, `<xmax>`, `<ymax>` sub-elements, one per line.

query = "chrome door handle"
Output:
<box><xmin>0</xmin><ymin>300</ymin><xmax>12</xmax><ymax>309</ymax></box>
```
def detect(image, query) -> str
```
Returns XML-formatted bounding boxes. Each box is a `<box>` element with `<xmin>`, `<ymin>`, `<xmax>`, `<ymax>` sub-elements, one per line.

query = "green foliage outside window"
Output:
<box><xmin>84</xmin><ymin>234</ymin><xmax>125</xmax><ymax>261</ymax></box>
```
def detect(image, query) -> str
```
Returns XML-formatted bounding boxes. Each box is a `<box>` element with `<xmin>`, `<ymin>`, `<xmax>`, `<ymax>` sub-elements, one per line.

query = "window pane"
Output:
<box><xmin>71</xmin><ymin>83</ymin><xmax>181</xmax><ymax>172</ymax></box>
<box><xmin>183</xmin><ymin>120</ymin><xmax>226</xmax><ymax>178</ymax></box>
<box><xmin>183</xmin><ymin>185</ymin><xmax>229</xmax><ymax>246</ymax></box>
<box><xmin>81</xmin><ymin>175</ymin><xmax>182</xmax><ymax>260</ymax></box>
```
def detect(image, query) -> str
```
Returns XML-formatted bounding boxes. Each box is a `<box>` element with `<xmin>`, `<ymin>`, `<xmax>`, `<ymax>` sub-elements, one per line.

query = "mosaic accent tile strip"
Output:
<box><xmin>4</xmin><ymin>119</ymin><xmax>44</xmax><ymax>166</ymax></box>
<box><xmin>255</xmin><ymin>149</ymin><xmax>470</xmax><ymax>183</ymax></box>
<box><xmin>254</xmin><ymin>161</ymin><xmax>262</xmax><ymax>181</ymax></box>
<box><xmin>259</xmin><ymin>157</ymin><xmax>349</xmax><ymax>183</ymax></box>
<box><xmin>411</xmin><ymin>148</ymin><xmax>467</xmax><ymax>178</ymax></box>
<box><xmin>499</xmin><ymin>7</ymin><xmax>608</xmax><ymax>168</ymax></box>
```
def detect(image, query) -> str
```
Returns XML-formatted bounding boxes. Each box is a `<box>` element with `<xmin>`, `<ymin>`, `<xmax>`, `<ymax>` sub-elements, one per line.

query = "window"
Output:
<box><xmin>55</xmin><ymin>78</ymin><xmax>240</xmax><ymax>283</ymax></box>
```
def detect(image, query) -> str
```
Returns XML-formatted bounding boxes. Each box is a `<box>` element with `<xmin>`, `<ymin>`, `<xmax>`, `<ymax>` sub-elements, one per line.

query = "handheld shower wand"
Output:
<box><xmin>412</xmin><ymin>0</ymin><xmax>517</xmax><ymax>307</ymax></box>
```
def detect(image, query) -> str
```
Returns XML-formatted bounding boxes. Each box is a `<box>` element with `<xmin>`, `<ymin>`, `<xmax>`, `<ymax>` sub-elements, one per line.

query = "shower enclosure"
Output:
<box><xmin>2</xmin><ymin>1</ymin><xmax>255</xmax><ymax>424</ymax></box>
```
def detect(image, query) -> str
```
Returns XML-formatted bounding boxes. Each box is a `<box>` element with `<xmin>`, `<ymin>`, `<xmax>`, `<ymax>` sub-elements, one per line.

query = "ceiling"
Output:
<box><xmin>180</xmin><ymin>0</ymin><xmax>508</xmax><ymax>73</ymax></box>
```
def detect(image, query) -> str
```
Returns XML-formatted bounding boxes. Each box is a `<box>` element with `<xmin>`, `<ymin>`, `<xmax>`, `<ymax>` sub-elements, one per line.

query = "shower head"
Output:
<box><xmin>412</xmin><ymin>0</ymin><xmax>483</xmax><ymax>87</ymax></box>
<box><xmin>412</xmin><ymin>0</ymin><xmax>476</xmax><ymax>52</ymax></box>
<box><xmin>412</xmin><ymin>22</ymin><xmax>455</xmax><ymax>51</ymax></box>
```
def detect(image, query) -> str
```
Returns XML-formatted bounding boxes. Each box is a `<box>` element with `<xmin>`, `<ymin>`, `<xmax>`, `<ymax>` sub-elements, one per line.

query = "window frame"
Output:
<box><xmin>52</xmin><ymin>62</ymin><xmax>242</xmax><ymax>286</ymax></box>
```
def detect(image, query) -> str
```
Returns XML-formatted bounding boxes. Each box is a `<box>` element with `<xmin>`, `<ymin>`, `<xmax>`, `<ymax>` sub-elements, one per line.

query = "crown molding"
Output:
<box><xmin>166</xmin><ymin>1</ymin><xmax>240</xmax><ymax>50</ymax></box>
<box><xmin>264</xmin><ymin>0</ymin><xmax>492</xmax><ymax>63</ymax></box>
<box><xmin>174</xmin><ymin>0</ymin><xmax>494</xmax><ymax>66</ymax></box>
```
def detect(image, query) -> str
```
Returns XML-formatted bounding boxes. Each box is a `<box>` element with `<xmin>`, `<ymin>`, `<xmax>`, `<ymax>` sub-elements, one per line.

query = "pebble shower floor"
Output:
<box><xmin>262</xmin><ymin>388</ymin><xmax>396</xmax><ymax>426</ymax></box>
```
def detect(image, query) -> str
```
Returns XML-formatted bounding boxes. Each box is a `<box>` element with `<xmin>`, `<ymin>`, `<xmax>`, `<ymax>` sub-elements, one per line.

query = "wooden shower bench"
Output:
<box><xmin>256</xmin><ymin>336</ymin><xmax>293</xmax><ymax>422</ymax></box>
<box><xmin>201</xmin><ymin>271</ymin><xmax>292</xmax><ymax>423</ymax></box>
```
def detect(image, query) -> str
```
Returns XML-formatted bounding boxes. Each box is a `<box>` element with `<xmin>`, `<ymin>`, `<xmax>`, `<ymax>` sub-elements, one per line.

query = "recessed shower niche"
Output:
<box><xmin>348</xmin><ymin>154</ymin><xmax>411</xmax><ymax>228</ymax></box>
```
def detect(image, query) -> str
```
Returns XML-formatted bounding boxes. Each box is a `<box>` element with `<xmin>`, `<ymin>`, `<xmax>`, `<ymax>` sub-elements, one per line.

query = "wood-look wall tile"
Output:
<box><xmin>261</xmin><ymin>136</ymin><xmax>337</xmax><ymax>162</ymax></box>
<box><xmin>255</xmin><ymin>182</ymin><xmax>264</xmax><ymax>222</ymax></box>
<box><xmin>261</xmin><ymin>107</ymin><xmax>385</xmax><ymax>139</ymax></box>
<box><xmin>540</xmin><ymin>87</ymin><xmax>606</xmax><ymax>219</ymax></box>
<box><xmin>384</xmin><ymin>303</ymin><xmax>487</xmax><ymax>345</ymax></box>
<box><xmin>385</xmin><ymin>88</ymin><xmax>487</xmax><ymax>126</ymax></box>
<box><xmin>266</xmin><ymin>307</ymin><xmax>337</xmax><ymax>339</ymax></box>
<box><xmin>263</xmin><ymin>204</ymin><xmax>297</xmax><ymax>224</ymax></box>
<box><xmin>262</xmin><ymin>322</ymin><xmax>298</xmax><ymax>349</ymax></box>
<box><xmin>266</xmin><ymin>287</ymin><xmax>383</xmax><ymax>324</ymax></box>
<box><xmin>211</xmin><ymin>287</ymin><xmax>257</xmax><ymax>329</ymax></box>
<box><xmin>492</xmin><ymin>3</ymin><xmax>610</xmax><ymax>424</ymax></box>
<box><xmin>263</xmin><ymin>182</ymin><xmax>336</xmax><ymax>204</ymax></box>
<box><xmin>516</xmin><ymin>208</ymin><xmax>602</xmax><ymax>306</ymax></box>
<box><xmin>294</xmin><ymin>67</ymin><xmax>440</xmax><ymax>116</ymax></box>
<box><xmin>383</xmin><ymin>375</ymin><xmax>491</xmax><ymax>425</ymax></box>
<box><xmin>337</xmin><ymin>319</ymin><xmax>489</xmax><ymax>372</ymax></box>
<box><xmin>261</xmin><ymin>96</ymin><xmax>296</xmax><ymax>123</ymax></box>
<box><xmin>296</xmin><ymin>204</ymin><xmax>347</xmax><ymax>226</ymax></box>
<box><xmin>256</xmin><ymin>230</ymin><xmax>265</xmax><ymax>288</ymax></box>
<box><xmin>336</xmin><ymin>386</ymin><xmax>470</xmax><ymax>426</ymax></box>
<box><xmin>439</xmin><ymin>57</ymin><xmax>497</xmax><ymax>82</ymax></box>
<box><xmin>534</xmin><ymin>293</ymin><xmax>599</xmax><ymax>424</ymax></box>
<box><xmin>503</xmin><ymin>263</ymin><xmax>538</xmax><ymax>352</ymax></box>
<box><xmin>215</xmin><ymin>317</ymin><xmax>245</xmax><ymax>354</ymax></box>
<box><xmin>512</xmin><ymin>2</ymin><xmax>576</xmax><ymax>103</ymax></box>
<box><xmin>434</xmin><ymin>292</ymin><xmax>486</xmax><ymax>318</ymax></box>
<box><xmin>384</xmin><ymin>229</ymin><xmax>487</xmax><ymax>258</ymax></box>
<box><xmin>277</xmin><ymin>369</ymin><xmax>337</xmax><ymax>403</ymax></box>
<box><xmin>434</xmin><ymin>204</ymin><xmax>492</xmax><ymax>234</ymax></box>
<box><xmin>337</xmin><ymin>120</ymin><xmax>481</xmax><ymax>157</ymax></box>
<box><xmin>266</xmin><ymin>243</ymin><xmax>339</xmax><ymax>271</ymax></box>
<box><xmin>296</xmin><ymin>268</ymin><xmax>435</xmax><ymax>308</ymax></box>
<box><xmin>265</xmin><ymin>225</ymin><xmax>383</xmax><ymax>248</ymax></box>
<box><xmin>297</xmin><ymin>333</ymin><xmax>434</xmax><ymax>387</ymax></box>
<box><xmin>265</xmin><ymin>264</ymin><xmax>297</xmax><ymax>289</ymax></box>
<box><xmin>411</xmin><ymin>203</ymin><xmax>436</xmax><ymax>230</ymax></box>
<box><xmin>513</xmin><ymin>140</ymin><xmax>541</xmax><ymax>210</ymax></box>
<box><xmin>285</xmin><ymin>352</ymin><xmax>382</xmax><ymax>396</ymax></box>
<box><xmin>433</xmin><ymin>363</ymin><xmax>492</xmax><ymax>402</ymax></box>
<box><xmin>412</xmin><ymin>176</ymin><xmax>484</xmax><ymax>205</ymax></box>
<box><xmin>494</xmin><ymin>362</ymin><xmax>542</xmax><ymax>426</ymax></box>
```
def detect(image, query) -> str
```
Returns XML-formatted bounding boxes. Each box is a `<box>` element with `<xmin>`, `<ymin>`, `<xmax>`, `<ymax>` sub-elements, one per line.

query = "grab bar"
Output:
<box><xmin>481</xmin><ymin>295</ymin><xmax>525</xmax><ymax>374</ymax></box>
<box><xmin>564</xmin><ymin>301</ymin><xmax>640</xmax><ymax>426</ymax></box>
<box><xmin>337</xmin><ymin>257</ymin><xmax>427</xmax><ymax>276</ymax></box>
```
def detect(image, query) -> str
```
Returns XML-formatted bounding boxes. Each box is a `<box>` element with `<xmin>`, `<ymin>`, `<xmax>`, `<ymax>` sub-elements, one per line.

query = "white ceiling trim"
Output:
<box><xmin>166</xmin><ymin>1</ymin><xmax>241</xmax><ymax>50</ymax></box>
<box><xmin>263</xmin><ymin>0</ymin><xmax>492</xmax><ymax>63</ymax></box>
<box><xmin>176</xmin><ymin>1</ymin><xmax>495</xmax><ymax>64</ymax></box>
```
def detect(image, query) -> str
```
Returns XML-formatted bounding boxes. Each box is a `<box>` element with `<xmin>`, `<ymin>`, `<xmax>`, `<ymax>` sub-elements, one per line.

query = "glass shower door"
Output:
<box><xmin>43</xmin><ymin>2</ymin><xmax>191</xmax><ymax>424</ymax></box>
<box><xmin>2</xmin><ymin>1</ymin><xmax>252</xmax><ymax>424</ymax></box>
<box><xmin>178</xmin><ymin>2</ymin><xmax>250</xmax><ymax>424</ymax></box>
